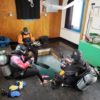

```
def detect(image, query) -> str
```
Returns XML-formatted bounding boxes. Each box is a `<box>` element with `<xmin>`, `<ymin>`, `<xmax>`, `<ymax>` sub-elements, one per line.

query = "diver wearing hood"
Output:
<box><xmin>10</xmin><ymin>45</ymin><xmax>46</xmax><ymax>85</ymax></box>
<box><xmin>51</xmin><ymin>50</ymin><xmax>97</xmax><ymax>91</ymax></box>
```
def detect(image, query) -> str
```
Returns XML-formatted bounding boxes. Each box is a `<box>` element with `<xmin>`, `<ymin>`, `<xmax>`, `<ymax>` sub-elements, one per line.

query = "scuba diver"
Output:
<box><xmin>18</xmin><ymin>27</ymin><xmax>38</xmax><ymax>64</ymax></box>
<box><xmin>17</xmin><ymin>27</ymin><xmax>50</xmax><ymax>69</ymax></box>
<box><xmin>50</xmin><ymin>50</ymin><xmax>98</xmax><ymax>91</ymax></box>
<box><xmin>10</xmin><ymin>45</ymin><xmax>47</xmax><ymax>85</ymax></box>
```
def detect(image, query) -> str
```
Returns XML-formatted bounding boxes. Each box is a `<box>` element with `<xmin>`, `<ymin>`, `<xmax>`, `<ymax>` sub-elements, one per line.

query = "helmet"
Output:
<box><xmin>71</xmin><ymin>50</ymin><xmax>81</xmax><ymax>62</ymax></box>
<box><xmin>15</xmin><ymin>45</ymin><xmax>28</xmax><ymax>55</ymax></box>
<box><xmin>22</xmin><ymin>27</ymin><xmax>29</xmax><ymax>35</ymax></box>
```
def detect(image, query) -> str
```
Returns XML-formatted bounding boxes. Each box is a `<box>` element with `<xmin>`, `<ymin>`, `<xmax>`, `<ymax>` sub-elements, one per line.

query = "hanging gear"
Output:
<box><xmin>28</xmin><ymin>0</ymin><xmax>34</xmax><ymax>7</ymax></box>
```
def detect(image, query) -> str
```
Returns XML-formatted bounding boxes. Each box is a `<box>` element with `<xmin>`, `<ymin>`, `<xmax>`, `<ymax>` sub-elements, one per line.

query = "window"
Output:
<box><xmin>65</xmin><ymin>0</ymin><xmax>85</xmax><ymax>32</ymax></box>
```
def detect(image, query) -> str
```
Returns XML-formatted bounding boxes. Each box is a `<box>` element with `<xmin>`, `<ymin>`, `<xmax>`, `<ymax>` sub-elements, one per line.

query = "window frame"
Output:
<box><xmin>64</xmin><ymin>0</ymin><xmax>85</xmax><ymax>33</ymax></box>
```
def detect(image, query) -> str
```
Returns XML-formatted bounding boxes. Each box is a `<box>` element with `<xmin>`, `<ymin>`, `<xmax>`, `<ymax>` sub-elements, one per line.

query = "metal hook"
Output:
<box><xmin>28</xmin><ymin>0</ymin><xmax>34</xmax><ymax>8</ymax></box>
<box><xmin>30</xmin><ymin>3</ymin><xmax>34</xmax><ymax>7</ymax></box>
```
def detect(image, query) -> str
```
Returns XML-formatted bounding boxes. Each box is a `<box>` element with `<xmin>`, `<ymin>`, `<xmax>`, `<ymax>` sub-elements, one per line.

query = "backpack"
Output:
<box><xmin>39</xmin><ymin>36</ymin><xmax>49</xmax><ymax>47</ymax></box>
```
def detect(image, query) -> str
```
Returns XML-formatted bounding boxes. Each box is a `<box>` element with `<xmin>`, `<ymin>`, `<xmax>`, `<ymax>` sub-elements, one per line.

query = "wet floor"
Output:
<box><xmin>37</xmin><ymin>55</ymin><xmax>61</xmax><ymax>79</ymax></box>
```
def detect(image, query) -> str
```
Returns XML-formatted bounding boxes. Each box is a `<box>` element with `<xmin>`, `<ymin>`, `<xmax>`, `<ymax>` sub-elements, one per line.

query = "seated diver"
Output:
<box><xmin>18</xmin><ymin>27</ymin><xmax>38</xmax><ymax>64</ymax></box>
<box><xmin>50</xmin><ymin>50</ymin><xmax>98</xmax><ymax>91</ymax></box>
<box><xmin>10</xmin><ymin>45</ymin><xmax>47</xmax><ymax>85</ymax></box>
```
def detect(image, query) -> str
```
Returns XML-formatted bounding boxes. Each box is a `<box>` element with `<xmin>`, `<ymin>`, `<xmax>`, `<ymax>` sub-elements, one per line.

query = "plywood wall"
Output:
<box><xmin>0</xmin><ymin>0</ymin><xmax>62</xmax><ymax>42</ymax></box>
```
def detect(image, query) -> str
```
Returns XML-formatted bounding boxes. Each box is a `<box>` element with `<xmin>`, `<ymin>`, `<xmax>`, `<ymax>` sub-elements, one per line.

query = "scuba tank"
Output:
<box><xmin>0</xmin><ymin>50</ymin><xmax>11</xmax><ymax>77</ymax></box>
<box><xmin>1</xmin><ymin>65</ymin><xmax>11</xmax><ymax>77</ymax></box>
<box><xmin>76</xmin><ymin>72</ymin><xmax>97</xmax><ymax>91</ymax></box>
<box><xmin>0</xmin><ymin>55</ymin><xmax>8</xmax><ymax>65</ymax></box>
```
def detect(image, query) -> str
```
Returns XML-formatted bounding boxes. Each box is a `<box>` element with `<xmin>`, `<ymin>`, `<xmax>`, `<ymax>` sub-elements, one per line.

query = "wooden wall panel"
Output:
<box><xmin>0</xmin><ymin>0</ymin><xmax>63</xmax><ymax>41</ymax></box>
<box><xmin>49</xmin><ymin>12</ymin><xmax>62</xmax><ymax>37</ymax></box>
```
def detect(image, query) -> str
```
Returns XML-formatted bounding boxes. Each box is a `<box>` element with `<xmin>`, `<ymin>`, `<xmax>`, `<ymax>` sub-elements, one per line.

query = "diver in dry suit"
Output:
<box><xmin>51</xmin><ymin>50</ymin><xmax>97</xmax><ymax>90</ymax></box>
<box><xmin>10</xmin><ymin>45</ymin><xmax>47</xmax><ymax>85</ymax></box>
<box><xmin>18</xmin><ymin>27</ymin><xmax>38</xmax><ymax>64</ymax></box>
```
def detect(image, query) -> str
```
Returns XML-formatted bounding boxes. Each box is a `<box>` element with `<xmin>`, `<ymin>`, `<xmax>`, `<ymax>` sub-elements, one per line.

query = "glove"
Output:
<box><xmin>8</xmin><ymin>91</ymin><xmax>21</xmax><ymax>97</ymax></box>
<box><xmin>28</xmin><ymin>57</ymin><xmax>34</xmax><ymax>64</ymax></box>
<box><xmin>9</xmin><ymin>85</ymin><xmax>19</xmax><ymax>91</ymax></box>
<box><xmin>30</xmin><ymin>57</ymin><xmax>34</xmax><ymax>61</ymax></box>
<box><xmin>32</xmin><ymin>41</ymin><xmax>41</xmax><ymax>46</ymax></box>
<box><xmin>15</xmin><ymin>81</ymin><xmax>27</xmax><ymax>90</ymax></box>
<box><xmin>25</xmin><ymin>55</ymin><xmax>33</xmax><ymax>61</ymax></box>
<box><xmin>1</xmin><ymin>89</ymin><xmax>21</xmax><ymax>97</ymax></box>
<box><xmin>9</xmin><ymin>81</ymin><xmax>27</xmax><ymax>91</ymax></box>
